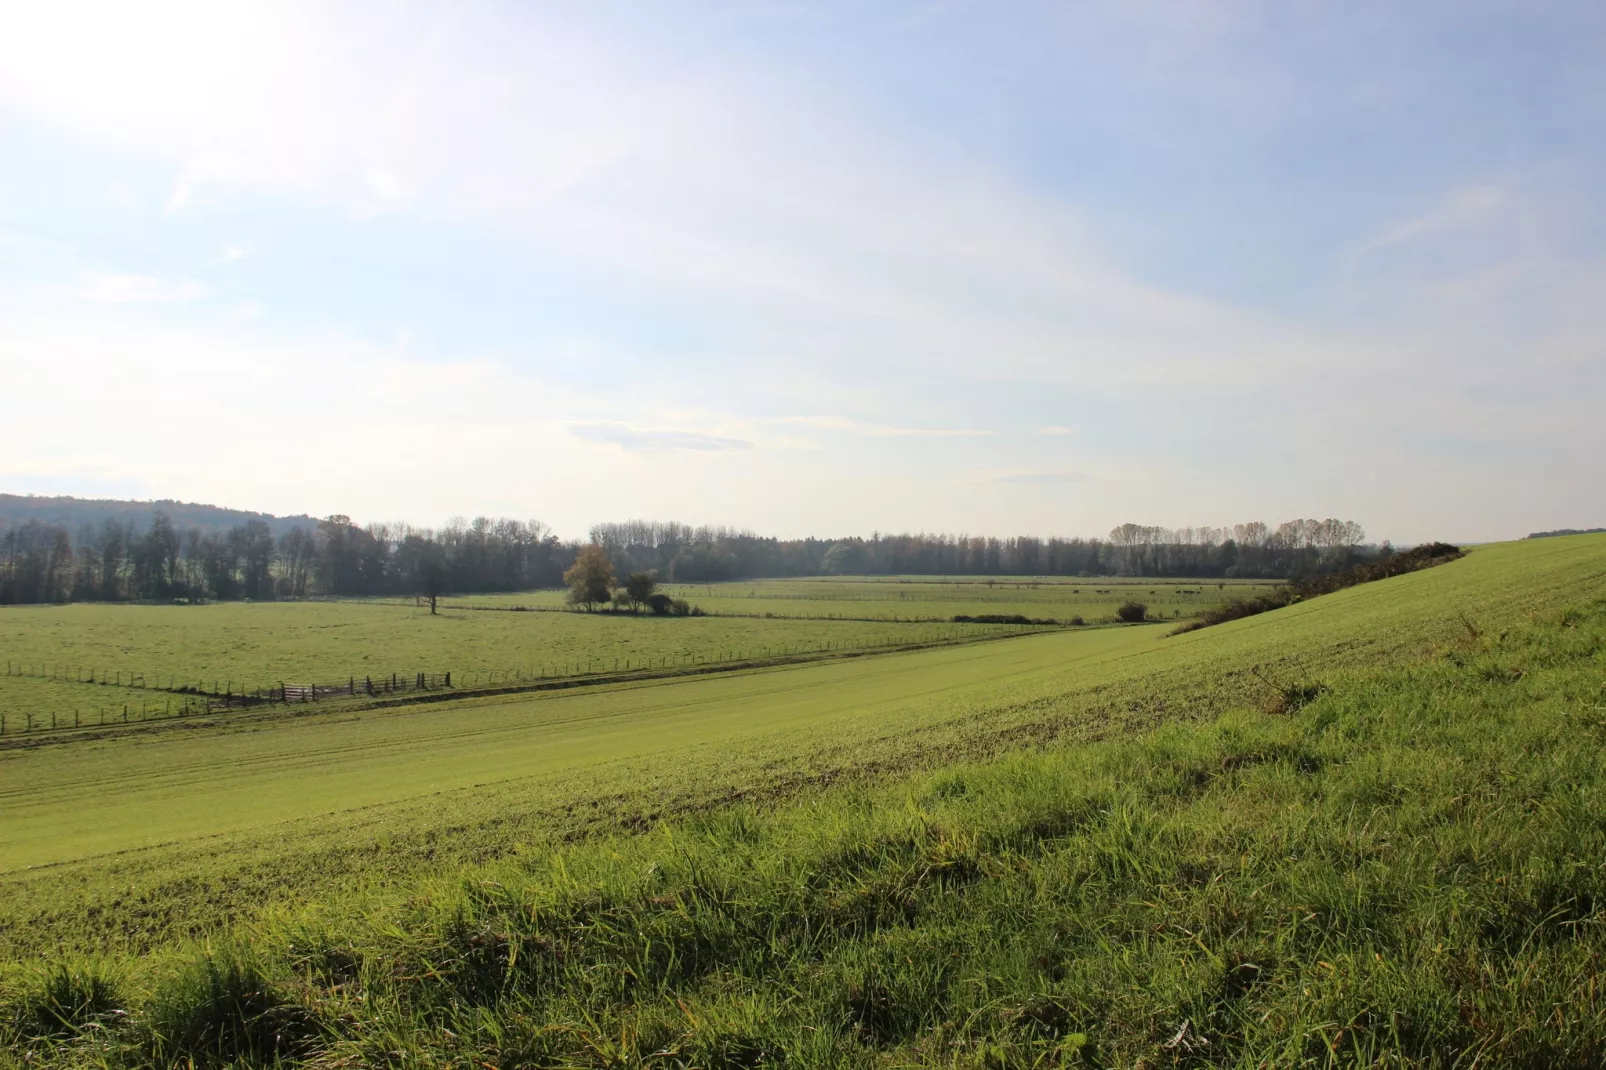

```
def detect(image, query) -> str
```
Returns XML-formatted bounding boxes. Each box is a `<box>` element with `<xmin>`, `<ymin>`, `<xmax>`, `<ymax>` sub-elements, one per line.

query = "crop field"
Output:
<box><xmin>447</xmin><ymin>575</ymin><xmax>1282</xmax><ymax>622</ymax></box>
<box><xmin>0</xmin><ymin>602</ymin><xmax>1018</xmax><ymax>730</ymax></box>
<box><xmin>1</xmin><ymin>625</ymin><xmax>1164</xmax><ymax>875</ymax></box>
<box><xmin>3</xmin><ymin>534</ymin><xmax>1604</xmax><ymax>1066</ymax></box>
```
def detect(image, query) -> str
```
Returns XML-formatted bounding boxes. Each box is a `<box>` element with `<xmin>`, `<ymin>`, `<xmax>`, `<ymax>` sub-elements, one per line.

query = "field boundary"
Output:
<box><xmin>437</xmin><ymin>601</ymin><xmax>1092</xmax><ymax>625</ymax></box>
<box><xmin>0</xmin><ymin>624</ymin><xmax>1027</xmax><ymax>737</ymax></box>
<box><xmin>0</xmin><ymin>621</ymin><xmax>1147</xmax><ymax>748</ymax></box>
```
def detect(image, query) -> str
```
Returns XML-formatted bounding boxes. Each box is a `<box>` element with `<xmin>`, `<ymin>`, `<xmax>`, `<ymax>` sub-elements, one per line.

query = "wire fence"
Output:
<box><xmin>0</xmin><ymin>625</ymin><xmax>1051</xmax><ymax>736</ymax></box>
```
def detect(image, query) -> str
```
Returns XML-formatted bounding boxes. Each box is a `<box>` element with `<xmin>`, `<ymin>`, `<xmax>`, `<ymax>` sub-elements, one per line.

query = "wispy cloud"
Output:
<box><xmin>568</xmin><ymin>422</ymin><xmax>753</xmax><ymax>453</ymax></box>
<box><xmin>979</xmin><ymin>471</ymin><xmax>1090</xmax><ymax>486</ymax></box>
<box><xmin>771</xmin><ymin>416</ymin><xmax>856</xmax><ymax>430</ymax></box>
<box><xmin>862</xmin><ymin>426</ymin><xmax>993</xmax><ymax>438</ymax></box>
<box><xmin>770</xmin><ymin>416</ymin><xmax>991</xmax><ymax>438</ymax></box>
<box><xmin>80</xmin><ymin>273</ymin><xmax>207</xmax><ymax>304</ymax></box>
<box><xmin>1354</xmin><ymin>185</ymin><xmax>1508</xmax><ymax>258</ymax></box>
<box><xmin>3</xmin><ymin>4</ymin><xmax>1602</xmax><ymax>542</ymax></box>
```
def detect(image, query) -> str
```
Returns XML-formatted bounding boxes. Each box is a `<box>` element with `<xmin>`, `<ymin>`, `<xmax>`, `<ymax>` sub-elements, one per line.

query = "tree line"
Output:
<box><xmin>588</xmin><ymin>518</ymin><xmax>1373</xmax><ymax>584</ymax></box>
<box><xmin>1</xmin><ymin>512</ymin><xmax>1375</xmax><ymax>606</ymax></box>
<box><xmin>0</xmin><ymin>515</ymin><xmax>569</xmax><ymax>605</ymax></box>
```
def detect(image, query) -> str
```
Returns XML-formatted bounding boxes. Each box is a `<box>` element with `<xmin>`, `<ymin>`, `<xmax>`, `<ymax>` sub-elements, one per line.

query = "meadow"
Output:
<box><xmin>2</xmin><ymin>535</ymin><xmax>1603</xmax><ymax>1066</ymax></box>
<box><xmin>0</xmin><ymin>601</ymin><xmax>1019</xmax><ymax>731</ymax></box>
<box><xmin>449</xmin><ymin>575</ymin><xmax>1281</xmax><ymax>622</ymax></box>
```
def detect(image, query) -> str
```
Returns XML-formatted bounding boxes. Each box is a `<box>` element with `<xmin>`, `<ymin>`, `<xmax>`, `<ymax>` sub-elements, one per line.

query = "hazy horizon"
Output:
<box><xmin>3</xmin><ymin>1</ymin><xmax>1603</xmax><ymax>544</ymax></box>
<box><xmin>2</xmin><ymin>487</ymin><xmax>1567</xmax><ymax>549</ymax></box>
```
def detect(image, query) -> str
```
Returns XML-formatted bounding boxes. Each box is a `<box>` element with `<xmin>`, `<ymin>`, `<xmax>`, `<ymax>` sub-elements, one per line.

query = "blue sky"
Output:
<box><xmin>2</xmin><ymin>1</ymin><xmax>1602</xmax><ymax>542</ymax></box>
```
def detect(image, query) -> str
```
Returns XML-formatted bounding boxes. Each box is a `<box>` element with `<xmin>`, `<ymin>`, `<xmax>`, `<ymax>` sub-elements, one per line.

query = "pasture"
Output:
<box><xmin>2</xmin><ymin>536</ymin><xmax>1598</xmax><ymax>954</ymax></box>
<box><xmin>0</xmin><ymin>601</ymin><xmax>1020</xmax><ymax>731</ymax></box>
<box><xmin>0</xmin><ymin>626</ymin><xmax>1163</xmax><ymax>874</ymax></box>
<box><xmin>3</xmin><ymin>534</ymin><xmax>1604</xmax><ymax>1066</ymax></box>
<box><xmin>448</xmin><ymin>575</ymin><xmax>1281</xmax><ymax>622</ymax></box>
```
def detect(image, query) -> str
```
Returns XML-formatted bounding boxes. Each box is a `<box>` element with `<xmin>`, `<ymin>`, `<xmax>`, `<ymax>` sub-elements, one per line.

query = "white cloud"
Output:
<box><xmin>567</xmin><ymin>422</ymin><xmax>753</xmax><ymax>453</ymax></box>
<box><xmin>1</xmin><ymin>4</ymin><xmax>1602</xmax><ymax>543</ymax></box>
<box><xmin>0</xmin><ymin>1</ymin><xmax>1333</xmax><ymax>393</ymax></box>
<box><xmin>862</xmin><ymin>426</ymin><xmax>993</xmax><ymax>438</ymax></box>
<box><xmin>1358</xmin><ymin>185</ymin><xmax>1509</xmax><ymax>255</ymax></box>
<box><xmin>979</xmin><ymin>471</ymin><xmax>1090</xmax><ymax>486</ymax></box>
<box><xmin>768</xmin><ymin>416</ymin><xmax>993</xmax><ymax>438</ymax></box>
<box><xmin>80</xmin><ymin>273</ymin><xmax>207</xmax><ymax>304</ymax></box>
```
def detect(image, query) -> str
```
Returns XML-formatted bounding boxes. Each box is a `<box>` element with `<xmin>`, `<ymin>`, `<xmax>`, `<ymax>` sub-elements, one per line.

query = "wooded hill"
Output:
<box><xmin>0</xmin><ymin>494</ymin><xmax>316</xmax><ymax>537</ymax></box>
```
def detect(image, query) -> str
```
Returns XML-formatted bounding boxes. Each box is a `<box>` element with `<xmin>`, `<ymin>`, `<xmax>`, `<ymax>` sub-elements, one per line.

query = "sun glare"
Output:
<box><xmin>0</xmin><ymin>1</ymin><xmax>273</xmax><ymax>134</ymax></box>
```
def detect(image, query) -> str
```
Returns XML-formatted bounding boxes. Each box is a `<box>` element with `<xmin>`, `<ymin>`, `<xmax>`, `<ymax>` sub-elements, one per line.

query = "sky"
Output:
<box><xmin>1</xmin><ymin>0</ymin><xmax>1602</xmax><ymax>543</ymax></box>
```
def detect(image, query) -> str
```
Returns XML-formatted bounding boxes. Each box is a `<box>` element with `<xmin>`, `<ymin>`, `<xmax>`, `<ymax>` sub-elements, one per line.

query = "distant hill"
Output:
<box><xmin>0</xmin><ymin>494</ymin><xmax>318</xmax><ymax>536</ymax></box>
<box><xmin>1527</xmin><ymin>527</ymin><xmax>1606</xmax><ymax>539</ymax></box>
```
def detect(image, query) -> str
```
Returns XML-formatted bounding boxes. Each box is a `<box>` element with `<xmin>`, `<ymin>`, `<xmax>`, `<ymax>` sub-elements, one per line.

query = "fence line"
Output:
<box><xmin>0</xmin><ymin>624</ymin><xmax>1057</xmax><ymax>736</ymax></box>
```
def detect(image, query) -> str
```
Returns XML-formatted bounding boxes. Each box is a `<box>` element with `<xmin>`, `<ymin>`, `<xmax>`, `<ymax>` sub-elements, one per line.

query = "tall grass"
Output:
<box><xmin>6</xmin><ymin>596</ymin><xmax>1603</xmax><ymax>1067</ymax></box>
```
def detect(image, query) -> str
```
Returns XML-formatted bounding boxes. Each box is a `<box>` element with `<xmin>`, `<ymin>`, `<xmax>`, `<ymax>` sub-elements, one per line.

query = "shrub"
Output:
<box><xmin>1294</xmin><ymin>541</ymin><xmax>1462</xmax><ymax>596</ymax></box>
<box><xmin>1068</xmin><ymin>616</ymin><xmax>1085</xmax><ymax>626</ymax></box>
<box><xmin>1115</xmin><ymin>601</ymin><xmax>1148</xmax><ymax>623</ymax></box>
<box><xmin>647</xmin><ymin>593</ymin><xmax>674</xmax><ymax>616</ymax></box>
<box><xmin>1173</xmin><ymin>542</ymin><xmax>1464</xmax><ymax>636</ymax></box>
<box><xmin>671</xmin><ymin>599</ymin><xmax>691</xmax><ymax>617</ymax></box>
<box><xmin>1171</xmin><ymin>591</ymin><xmax>1295</xmax><ymax>635</ymax></box>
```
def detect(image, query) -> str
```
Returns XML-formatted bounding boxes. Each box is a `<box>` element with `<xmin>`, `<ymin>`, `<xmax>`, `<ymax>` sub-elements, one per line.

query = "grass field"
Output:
<box><xmin>448</xmin><ymin>575</ymin><xmax>1282</xmax><ymax>623</ymax></box>
<box><xmin>2</xmin><ymin>535</ymin><xmax>1604</xmax><ymax>1066</ymax></box>
<box><xmin>0</xmin><ymin>626</ymin><xmax>1162</xmax><ymax>873</ymax></box>
<box><xmin>0</xmin><ymin>602</ymin><xmax>1019</xmax><ymax>729</ymax></box>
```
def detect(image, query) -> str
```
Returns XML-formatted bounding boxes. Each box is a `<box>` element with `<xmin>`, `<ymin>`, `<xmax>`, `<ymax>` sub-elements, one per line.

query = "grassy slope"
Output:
<box><xmin>1</xmin><ymin>538</ymin><xmax>1598</xmax><ymax>964</ymax></box>
<box><xmin>0</xmin><ymin>627</ymin><xmax>1157</xmax><ymax>871</ymax></box>
<box><xmin>2</xmin><ymin>536</ymin><xmax>1604</xmax><ymax>1067</ymax></box>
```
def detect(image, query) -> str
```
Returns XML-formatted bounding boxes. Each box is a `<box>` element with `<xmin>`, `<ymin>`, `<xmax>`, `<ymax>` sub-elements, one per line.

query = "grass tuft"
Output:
<box><xmin>143</xmin><ymin>946</ymin><xmax>320</xmax><ymax>1067</ymax></box>
<box><xmin>4</xmin><ymin>959</ymin><xmax>124</xmax><ymax>1042</ymax></box>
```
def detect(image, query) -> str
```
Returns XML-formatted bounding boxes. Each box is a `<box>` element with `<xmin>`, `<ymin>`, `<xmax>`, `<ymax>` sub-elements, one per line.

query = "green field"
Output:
<box><xmin>1</xmin><ymin>626</ymin><xmax>1162</xmax><ymax>873</ymax></box>
<box><xmin>448</xmin><ymin>575</ymin><xmax>1281</xmax><ymax>622</ymax></box>
<box><xmin>0</xmin><ymin>601</ymin><xmax>1019</xmax><ymax>730</ymax></box>
<box><xmin>3</xmin><ymin>535</ymin><xmax>1604</xmax><ymax>1066</ymax></box>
